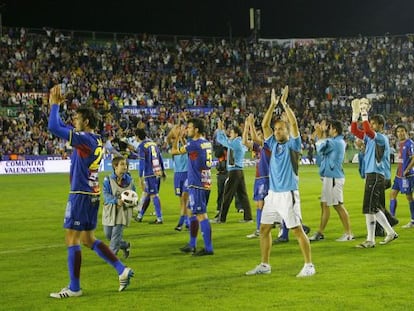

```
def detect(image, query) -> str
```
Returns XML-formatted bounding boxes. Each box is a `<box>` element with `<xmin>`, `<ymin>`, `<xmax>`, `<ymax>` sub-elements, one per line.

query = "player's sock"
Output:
<box><xmin>178</xmin><ymin>215</ymin><xmax>185</xmax><ymax>226</ymax></box>
<box><xmin>375</xmin><ymin>210</ymin><xmax>394</xmax><ymax>235</ymax></box>
<box><xmin>189</xmin><ymin>215</ymin><xmax>199</xmax><ymax>248</ymax></box>
<box><xmin>366</xmin><ymin>214</ymin><xmax>376</xmax><ymax>242</ymax></box>
<box><xmin>139</xmin><ymin>196</ymin><xmax>151</xmax><ymax>218</ymax></box>
<box><xmin>68</xmin><ymin>245</ymin><xmax>81</xmax><ymax>291</ymax></box>
<box><xmin>280</xmin><ymin>221</ymin><xmax>289</xmax><ymax>239</ymax></box>
<box><xmin>256</xmin><ymin>209</ymin><xmax>262</xmax><ymax>231</ymax></box>
<box><xmin>390</xmin><ymin>199</ymin><xmax>397</xmax><ymax>216</ymax></box>
<box><xmin>153</xmin><ymin>196</ymin><xmax>162</xmax><ymax>220</ymax></box>
<box><xmin>409</xmin><ymin>201</ymin><xmax>414</xmax><ymax>222</ymax></box>
<box><xmin>200</xmin><ymin>219</ymin><xmax>213</xmax><ymax>252</ymax></box>
<box><xmin>92</xmin><ymin>240</ymin><xmax>124</xmax><ymax>274</ymax></box>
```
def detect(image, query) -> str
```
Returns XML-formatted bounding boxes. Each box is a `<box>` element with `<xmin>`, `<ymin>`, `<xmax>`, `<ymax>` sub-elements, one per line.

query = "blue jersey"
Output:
<box><xmin>48</xmin><ymin>105</ymin><xmax>103</xmax><ymax>195</ymax></box>
<box><xmin>137</xmin><ymin>139</ymin><xmax>164</xmax><ymax>178</ymax></box>
<box><xmin>186</xmin><ymin>138</ymin><xmax>212</xmax><ymax>190</ymax></box>
<box><xmin>315</xmin><ymin>135</ymin><xmax>345</xmax><ymax>178</ymax></box>
<box><xmin>253</xmin><ymin>142</ymin><xmax>271</xmax><ymax>179</ymax></box>
<box><xmin>173</xmin><ymin>153</ymin><xmax>188</xmax><ymax>173</ymax></box>
<box><xmin>396</xmin><ymin>139</ymin><xmax>414</xmax><ymax>177</ymax></box>
<box><xmin>216</xmin><ymin>130</ymin><xmax>246</xmax><ymax>171</ymax></box>
<box><xmin>266</xmin><ymin>135</ymin><xmax>301</xmax><ymax>192</ymax></box>
<box><xmin>363</xmin><ymin>132</ymin><xmax>390</xmax><ymax>179</ymax></box>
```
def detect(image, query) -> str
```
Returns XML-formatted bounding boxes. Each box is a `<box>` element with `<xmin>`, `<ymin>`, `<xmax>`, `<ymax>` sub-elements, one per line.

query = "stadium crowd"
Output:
<box><xmin>1</xmin><ymin>27</ymin><xmax>414</xmax><ymax>159</ymax></box>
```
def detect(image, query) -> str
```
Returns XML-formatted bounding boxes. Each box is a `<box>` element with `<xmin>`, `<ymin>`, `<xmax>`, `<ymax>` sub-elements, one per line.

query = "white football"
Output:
<box><xmin>120</xmin><ymin>190</ymin><xmax>139</xmax><ymax>208</ymax></box>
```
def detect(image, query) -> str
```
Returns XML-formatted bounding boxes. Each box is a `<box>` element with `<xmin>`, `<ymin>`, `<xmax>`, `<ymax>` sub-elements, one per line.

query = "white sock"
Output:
<box><xmin>366</xmin><ymin>214</ymin><xmax>376</xmax><ymax>242</ymax></box>
<box><xmin>375</xmin><ymin>210</ymin><xmax>394</xmax><ymax>235</ymax></box>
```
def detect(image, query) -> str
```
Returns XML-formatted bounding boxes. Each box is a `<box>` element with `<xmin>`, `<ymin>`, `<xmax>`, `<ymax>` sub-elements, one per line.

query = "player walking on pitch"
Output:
<box><xmin>48</xmin><ymin>85</ymin><xmax>134</xmax><ymax>298</ymax></box>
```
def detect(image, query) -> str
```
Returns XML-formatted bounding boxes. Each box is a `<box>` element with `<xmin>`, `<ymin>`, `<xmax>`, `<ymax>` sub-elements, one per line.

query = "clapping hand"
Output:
<box><xmin>359</xmin><ymin>98</ymin><xmax>371</xmax><ymax>114</ymax></box>
<box><xmin>280</xmin><ymin>86</ymin><xmax>289</xmax><ymax>109</ymax></box>
<box><xmin>359</xmin><ymin>98</ymin><xmax>371</xmax><ymax>121</ymax></box>
<box><xmin>49</xmin><ymin>85</ymin><xmax>65</xmax><ymax>106</ymax></box>
<box><xmin>351</xmin><ymin>99</ymin><xmax>360</xmax><ymax>122</ymax></box>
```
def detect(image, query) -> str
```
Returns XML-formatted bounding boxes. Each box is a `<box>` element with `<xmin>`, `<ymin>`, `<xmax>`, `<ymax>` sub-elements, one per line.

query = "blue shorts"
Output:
<box><xmin>188</xmin><ymin>187</ymin><xmax>210</xmax><ymax>215</ymax></box>
<box><xmin>392</xmin><ymin>176</ymin><xmax>414</xmax><ymax>194</ymax></box>
<box><xmin>253</xmin><ymin>177</ymin><xmax>269</xmax><ymax>201</ymax></box>
<box><xmin>64</xmin><ymin>193</ymin><xmax>100</xmax><ymax>231</ymax></box>
<box><xmin>174</xmin><ymin>172</ymin><xmax>188</xmax><ymax>196</ymax></box>
<box><xmin>144</xmin><ymin>176</ymin><xmax>161</xmax><ymax>194</ymax></box>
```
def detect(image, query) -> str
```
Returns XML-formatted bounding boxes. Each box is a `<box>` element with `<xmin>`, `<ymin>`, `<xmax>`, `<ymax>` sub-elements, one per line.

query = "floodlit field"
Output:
<box><xmin>0</xmin><ymin>164</ymin><xmax>412</xmax><ymax>310</ymax></box>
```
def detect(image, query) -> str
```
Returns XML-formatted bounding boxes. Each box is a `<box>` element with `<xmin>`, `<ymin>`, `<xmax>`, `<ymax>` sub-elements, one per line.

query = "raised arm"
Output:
<box><xmin>171</xmin><ymin>129</ymin><xmax>187</xmax><ymax>155</ymax></box>
<box><xmin>280</xmin><ymin>85</ymin><xmax>299</xmax><ymax>138</ymax></box>
<box><xmin>262</xmin><ymin>88</ymin><xmax>279</xmax><ymax>139</ymax></box>
<box><xmin>350</xmin><ymin>98</ymin><xmax>365</xmax><ymax>139</ymax></box>
<box><xmin>249</xmin><ymin>114</ymin><xmax>263</xmax><ymax>146</ymax></box>
<box><xmin>242</xmin><ymin>114</ymin><xmax>254</xmax><ymax>150</ymax></box>
<box><xmin>166</xmin><ymin>124</ymin><xmax>179</xmax><ymax>145</ymax></box>
<box><xmin>48</xmin><ymin>85</ymin><xmax>71</xmax><ymax>140</ymax></box>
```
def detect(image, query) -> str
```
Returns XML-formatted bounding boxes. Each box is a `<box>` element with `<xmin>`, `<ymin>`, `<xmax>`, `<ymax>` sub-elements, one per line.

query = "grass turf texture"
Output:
<box><xmin>0</xmin><ymin>163</ymin><xmax>412</xmax><ymax>310</ymax></box>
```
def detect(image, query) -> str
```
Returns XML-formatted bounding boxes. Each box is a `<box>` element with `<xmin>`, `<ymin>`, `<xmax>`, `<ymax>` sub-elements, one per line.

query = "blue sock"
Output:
<box><xmin>139</xmin><ymin>196</ymin><xmax>151</xmax><ymax>217</ymax></box>
<box><xmin>184</xmin><ymin>215</ymin><xmax>189</xmax><ymax>227</ymax></box>
<box><xmin>68</xmin><ymin>245</ymin><xmax>81</xmax><ymax>291</ymax></box>
<box><xmin>92</xmin><ymin>240</ymin><xmax>125</xmax><ymax>275</ymax></box>
<box><xmin>189</xmin><ymin>215</ymin><xmax>198</xmax><ymax>248</ymax></box>
<box><xmin>390</xmin><ymin>199</ymin><xmax>397</xmax><ymax>216</ymax></box>
<box><xmin>178</xmin><ymin>215</ymin><xmax>185</xmax><ymax>226</ymax></box>
<box><xmin>200</xmin><ymin>219</ymin><xmax>213</xmax><ymax>252</ymax></box>
<box><xmin>409</xmin><ymin>201</ymin><xmax>414</xmax><ymax>222</ymax></box>
<box><xmin>281</xmin><ymin>222</ymin><xmax>289</xmax><ymax>239</ymax></box>
<box><xmin>153</xmin><ymin>196</ymin><xmax>162</xmax><ymax>220</ymax></box>
<box><xmin>256</xmin><ymin>209</ymin><xmax>262</xmax><ymax>231</ymax></box>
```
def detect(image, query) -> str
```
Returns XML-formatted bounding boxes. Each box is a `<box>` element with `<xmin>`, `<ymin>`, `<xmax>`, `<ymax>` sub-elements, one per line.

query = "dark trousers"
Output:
<box><xmin>218</xmin><ymin>170</ymin><xmax>252</xmax><ymax>222</ymax></box>
<box><xmin>217</xmin><ymin>173</ymin><xmax>243</xmax><ymax>213</ymax></box>
<box><xmin>216</xmin><ymin>174</ymin><xmax>227</xmax><ymax>211</ymax></box>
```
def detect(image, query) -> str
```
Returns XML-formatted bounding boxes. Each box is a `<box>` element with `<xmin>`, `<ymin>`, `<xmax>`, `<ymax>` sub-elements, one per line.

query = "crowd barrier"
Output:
<box><xmin>0</xmin><ymin>156</ymin><xmax>326</xmax><ymax>175</ymax></box>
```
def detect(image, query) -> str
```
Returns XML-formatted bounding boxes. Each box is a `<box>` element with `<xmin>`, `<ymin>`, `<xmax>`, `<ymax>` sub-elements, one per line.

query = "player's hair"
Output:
<box><xmin>274</xmin><ymin>119</ymin><xmax>289</xmax><ymax>130</ymax></box>
<box><xmin>232</xmin><ymin>125</ymin><xmax>242</xmax><ymax>137</ymax></box>
<box><xmin>112</xmin><ymin>155</ymin><xmax>126</xmax><ymax>171</ymax></box>
<box><xmin>77</xmin><ymin>106</ymin><xmax>98</xmax><ymax>129</ymax></box>
<box><xmin>371</xmin><ymin>114</ymin><xmax>386</xmax><ymax>127</ymax></box>
<box><xmin>189</xmin><ymin>118</ymin><xmax>205</xmax><ymax>134</ymax></box>
<box><xmin>330</xmin><ymin>120</ymin><xmax>343</xmax><ymax>135</ymax></box>
<box><xmin>395</xmin><ymin>123</ymin><xmax>408</xmax><ymax>134</ymax></box>
<box><xmin>135</xmin><ymin>128</ymin><xmax>147</xmax><ymax>140</ymax></box>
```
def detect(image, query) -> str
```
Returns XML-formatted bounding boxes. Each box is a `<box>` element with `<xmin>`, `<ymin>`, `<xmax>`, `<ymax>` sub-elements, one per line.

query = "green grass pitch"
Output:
<box><xmin>0</xmin><ymin>164</ymin><xmax>413</xmax><ymax>310</ymax></box>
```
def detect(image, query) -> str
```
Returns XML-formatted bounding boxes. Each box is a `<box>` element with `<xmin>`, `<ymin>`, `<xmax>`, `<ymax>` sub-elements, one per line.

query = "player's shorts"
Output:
<box><xmin>174</xmin><ymin>172</ymin><xmax>188</xmax><ymax>196</ymax></box>
<box><xmin>64</xmin><ymin>193</ymin><xmax>100</xmax><ymax>231</ymax></box>
<box><xmin>261</xmin><ymin>190</ymin><xmax>302</xmax><ymax>229</ymax></box>
<box><xmin>144</xmin><ymin>176</ymin><xmax>160</xmax><ymax>194</ymax></box>
<box><xmin>392</xmin><ymin>176</ymin><xmax>414</xmax><ymax>194</ymax></box>
<box><xmin>320</xmin><ymin>177</ymin><xmax>344</xmax><ymax>206</ymax></box>
<box><xmin>188</xmin><ymin>187</ymin><xmax>210</xmax><ymax>215</ymax></box>
<box><xmin>363</xmin><ymin>173</ymin><xmax>385</xmax><ymax>214</ymax></box>
<box><xmin>253</xmin><ymin>177</ymin><xmax>269</xmax><ymax>201</ymax></box>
